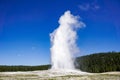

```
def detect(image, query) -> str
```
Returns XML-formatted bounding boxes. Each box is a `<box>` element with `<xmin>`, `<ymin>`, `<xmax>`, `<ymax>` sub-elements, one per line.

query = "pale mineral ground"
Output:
<box><xmin>0</xmin><ymin>70</ymin><xmax>120</xmax><ymax>80</ymax></box>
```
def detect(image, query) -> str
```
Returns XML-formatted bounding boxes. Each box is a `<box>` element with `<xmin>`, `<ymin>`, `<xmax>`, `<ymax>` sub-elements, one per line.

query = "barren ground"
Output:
<box><xmin>0</xmin><ymin>70</ymin><xmax>120</xmax><ymax>80</ymax></box>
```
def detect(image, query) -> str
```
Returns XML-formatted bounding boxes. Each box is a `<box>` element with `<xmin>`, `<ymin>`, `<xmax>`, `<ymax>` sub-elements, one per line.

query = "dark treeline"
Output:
<box><xmin>75</xmin><ymin>51</ymin><xmax>120</xmax><ymax>73</ymax></box>
<box><xmin>0</xmin><ymin>52</ymin><xmax>120</xmax><ymax>73</ymax></box>
<box><xmin>0</xmin><ymin>65</ymin><xmax>51</xmax><ymax>72</ymax></box>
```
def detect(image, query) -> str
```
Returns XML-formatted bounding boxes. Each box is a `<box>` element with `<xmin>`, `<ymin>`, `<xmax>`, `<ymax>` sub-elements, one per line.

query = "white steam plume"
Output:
<box><xmin>50</xmin><ymin>10</ymin><xmax>85</xmax><ymax>70</ymax></box>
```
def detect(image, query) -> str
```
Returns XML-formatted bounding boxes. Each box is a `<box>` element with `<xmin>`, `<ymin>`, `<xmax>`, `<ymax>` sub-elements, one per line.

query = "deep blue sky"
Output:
<box><xmin>0</xmin><ymin>0</ymin><xmax>120</xmax><ymax>65</ymax></box>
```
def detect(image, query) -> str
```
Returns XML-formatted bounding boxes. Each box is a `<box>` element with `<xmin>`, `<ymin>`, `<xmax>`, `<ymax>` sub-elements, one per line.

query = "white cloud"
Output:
<box><xmin>79</xmin><ymin>3</ymin><xmax>90</xmax><ymax>11</ymax></box>
<box><xmin>79</xmin><ymin>2</ymin><xmax>100</xmax><ymax>11</ymax></box>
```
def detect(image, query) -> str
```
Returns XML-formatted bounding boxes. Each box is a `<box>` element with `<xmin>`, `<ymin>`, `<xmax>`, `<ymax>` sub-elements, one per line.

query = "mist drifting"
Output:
<box><xmin>50</xmin><ymin>11</ymin><xmax>85</xmax><ymax>70</ymax></box>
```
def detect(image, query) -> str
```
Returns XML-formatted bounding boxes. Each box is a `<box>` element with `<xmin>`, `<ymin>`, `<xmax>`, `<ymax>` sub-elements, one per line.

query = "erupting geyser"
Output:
<box><xmin>50</xmin><ymin>10</ymin><xmax>85</xmax><ymax>70</ymax></box>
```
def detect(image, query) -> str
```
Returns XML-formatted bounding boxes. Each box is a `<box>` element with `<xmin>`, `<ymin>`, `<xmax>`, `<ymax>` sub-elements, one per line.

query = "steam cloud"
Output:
<box><xmin>50</xmin><ymin>10</ymin><xmax>85</xmax><ymax>70</ymax></box>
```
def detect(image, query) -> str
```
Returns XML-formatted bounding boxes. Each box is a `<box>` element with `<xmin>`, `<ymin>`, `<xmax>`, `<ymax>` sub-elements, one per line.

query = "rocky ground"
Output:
<box><xmin>0</xmin><ymin>70</ymin><xmax>120</xmax><ymax>80</ymax></box>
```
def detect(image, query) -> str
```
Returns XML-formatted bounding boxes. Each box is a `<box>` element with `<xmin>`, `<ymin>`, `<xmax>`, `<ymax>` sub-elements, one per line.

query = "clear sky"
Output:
<box><xmin>0</xmin><ymin>0</ymin><xmax>120</xmax><ymax>65</ymax></box>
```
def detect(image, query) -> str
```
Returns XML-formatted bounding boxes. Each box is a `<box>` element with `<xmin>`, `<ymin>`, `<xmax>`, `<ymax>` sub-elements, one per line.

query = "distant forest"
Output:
<box><xmin>0</xmin><ymin>52</ymin><xmax>120</xmax><ymax>73</ymax></box>
<box><xmin>76</xmin><ymin>51</ymin><xmax>120</xmax><ymax>73</ymax></box>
